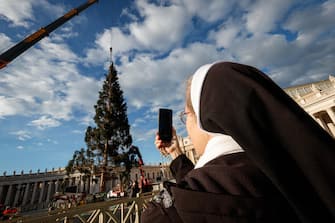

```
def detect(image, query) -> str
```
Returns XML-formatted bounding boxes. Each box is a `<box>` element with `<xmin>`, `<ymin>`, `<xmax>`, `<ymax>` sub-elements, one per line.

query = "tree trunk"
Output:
<box><xmin>99</xmin><ymin>142</ymin><xmax>108</xmax><ymax>192</ymax></box>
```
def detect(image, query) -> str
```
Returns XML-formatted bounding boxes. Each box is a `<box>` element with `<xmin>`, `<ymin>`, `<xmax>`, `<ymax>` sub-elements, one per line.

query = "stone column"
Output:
<box><xmin>80</xmin><ymin>177</ymin><xmax>84</xmax><ymax>193</ymax></box>
<box><xmin>326</xmin><ymin>108</ymin><xmax>335</xmax><ymax>136</ymax></box>
<box><xmin>22</xmin><ymin>183</ymin><xmax>31</xmax><ymax>205</ymax></box>
<box><xmin>54</xmin><ymin>180</ymin><xmax>59</xmax><ymax>193</ymax></box>
<box><xmin>38</xmin><ymin>182</ymin><xmax>46</xmax><ymax>203</ymax></box>
<box><xmin>46</xmin><ymin>181</ymin><xmax>54</xmax><ymax>202</ymax></box>
<box><xmin>89</xmin><ymin>176</ymin><xmax>93</xmax><ymax>194</ymax></box>
<box><xmin>0</xmin><ymin>185</ymin><xmax>4</xmax><ymax>203</ymax></box>
<box><xmin>315</xmin><ymin>116</ymin><xmax>331</xmax><ymax>133</ymax></box>
<box><xmin>30</xmin><ymin>182</ymin><xmax>38</xmax><ymax>205</ymax></box>
<box><xmin>327</xmin><ymin>123</ymin><xmax>335</xmax><ymax>137</ymax></box>
<box><xmin>4</xmin><ymin>184</ymin><xmax>13</xmax><ymax>206</ymax></box>
<box><xmin>326</xmin><ymin>108</ymin><xmax>335</xmax><ymax>124</ymax></box>
<box><xmin>13</xmin><ymin>184</ymin><xmax>21</xmax><ymax>207</ymax></box>
<box><xmin>188</xmin><ymin>150</ymin><xmax>196</xmax><ymax>164</ymax></box>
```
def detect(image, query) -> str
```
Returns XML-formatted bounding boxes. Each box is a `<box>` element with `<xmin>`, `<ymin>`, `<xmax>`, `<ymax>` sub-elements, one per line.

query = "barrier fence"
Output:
<box><xmin>3</xmin><ymin>191</ymin><xmax>159</xmax><ymax>223</ymax></box>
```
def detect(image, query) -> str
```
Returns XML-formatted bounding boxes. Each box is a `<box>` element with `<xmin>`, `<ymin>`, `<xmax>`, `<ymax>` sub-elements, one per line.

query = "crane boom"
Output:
<box><xmin>0</xmin><ymin>0</ymin><xmax>98</xmax><ymax>70</ymax></box>
<box><xmin>129</xmin><ymin>145</ymin><xmax>145</xmax><ymax>178</ymax></box>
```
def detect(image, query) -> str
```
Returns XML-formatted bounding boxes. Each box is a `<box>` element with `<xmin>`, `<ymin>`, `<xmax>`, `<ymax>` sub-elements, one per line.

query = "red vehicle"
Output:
<box><xmin>1</xmin><ymin>207</ymin><xmax>18</xmax><ymax>220</ymax></box>
<box><xmin>3</xmin><ymin>207</ymin><xmax>18</xmax><ymax>215</ymax></box>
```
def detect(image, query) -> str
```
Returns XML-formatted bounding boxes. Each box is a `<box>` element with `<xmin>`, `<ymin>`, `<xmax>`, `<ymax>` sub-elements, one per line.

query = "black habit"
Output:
<box><xmin>199</xmin><ymin>62</ymin><xmax>335</xmax><ymax>222</ymax></box>
<box><xmin>142</xmin><ymin>62</ymin><xmax>335</xmax><ymax>223</ymax></box>
<box><xmin>142</xmin><ymin>153</ymin><xmax>300</xmax><ymax>222</ymax></box>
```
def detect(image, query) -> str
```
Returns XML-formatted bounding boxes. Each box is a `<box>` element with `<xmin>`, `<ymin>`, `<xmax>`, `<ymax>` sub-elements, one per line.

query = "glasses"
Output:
<box><xmin>179</xmin><ymin>111</ymin><xmax>190</xmax><ymax>124</ymax></box>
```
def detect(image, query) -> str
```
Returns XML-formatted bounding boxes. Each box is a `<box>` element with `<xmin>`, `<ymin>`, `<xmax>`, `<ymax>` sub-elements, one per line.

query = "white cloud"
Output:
<box><xmin>79</xmin><ymin>114</ymin><xmax>95</xmax><ymax>126</ymax></box>
<box><xmin>133</xmin><ymin>128</ymin><xmax>157</xmax><ymax>142</ymax></box>
<box><xmin>118</xmin><ymin>42</ymin><xmax>224</xmax><ymax>109</ymax></box>
<box><xmin>0</xmin><ymin>0</ymin><xmax>35</xmax><ymax>27</ymax></box>
<box><xmin>283</xmin><ymin>0</ymin><xmax>335</xmax><ymax>46</ymax></box>
<box><xmin>181</xmin><ymin>0</ymin><xmax>234</xmax><ymax>22</ymax></box>
<box><xmin>83</xmin><ymin>0</ymin><xmax>193</xmax><ymax>66</ymax></box>
<box><xmin>208</xmin><ymin>18</ymin><xmax>244</xmax><ymax>49</ymax></box>
<box><xmin>205</xmin><ymin>0</ymin><xmax>335</xmax><ymax>87</ymax></box>
<box><xmin>72</xmin><ymin>130</ymin><xmax>83</xmax><ymax>134</ymax></box>
<box><xmin>47</xmin><ymin>138</ymin><xmax>58</xmax><ymax>144</ymax></box>
<box><xmin>17</xmin><ymin>145</ymin><xmax>24</xmax><ymax>150</ymax></box>
<box><xmin>28</xmin><ymin>115</ymin><xmax>61</xmax><ymax>129</ymax></box>
<box><xmin>230</xmin><ymin>33</ymin><xmax>292</xmax><ymax>67</ymax></box>
<box><xmin>129</xmin><ymin>0</ymin><xmax>190</xmax><ymax>51</ymax></box>
<box><xmin>0</xmin><ymin>0</ymin><xmax>66</xmax><ymax>28</ymax></box>
<box><xmin>0</xmin><ymin>33</ymin><xmax>12</xmax><ymax>52</ymax></box>
<box><xmin>0</xmin><ymin>32</ymin><xmax>101</xmax><ymax>123</ymax></box>
<box><xmin>83</xmin><ymin>28</ymin><xmax>137</xmax><ymax>66</ymax></box>
<box><xmin>0</xmin><ymin>96</ymin><xmax>30</xmax><ymax>117</ymax></box>
<box><xmin>245</xmin><ymin>0</ymin><xmax>294</xmax><ymax>34</ymax></box>
<box><xmin>39</xmin><ymin>39</ymin><xmax>78</xmax><ymax>62</ymax></box>
<box><xmin>121</xmin><ymin>8</ymin><xmax>139</xmax><ymax>22</ymax></box>
<box><xmin>132</xmin><ymin>117</ymin><xmax>146</xmax><ymax>128</ymax></box>
<box><xmin>2</xmin><ymin>0</ymin><xmax>333</xmax><ymax>126</ymax></box>
<box><xmin>11</xmin><ymin>130</ymin><xmax>32</xmax><ymax>141</ymax></box>
<box><xmin>65</xmin><ymin>76</ymin><xmax>102</xmax><ymax>112</ymax></box>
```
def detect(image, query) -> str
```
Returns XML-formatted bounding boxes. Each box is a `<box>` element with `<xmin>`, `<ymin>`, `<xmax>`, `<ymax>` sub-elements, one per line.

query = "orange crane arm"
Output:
<box><xmin>129</xmin><ymin>145</ymin><xmax>145</xmax><ymax>179</ymax></box>
<box><xmin>0</xmin><ymin>0</ymin><xmax>98</xmax><ymax>70</ymax></box>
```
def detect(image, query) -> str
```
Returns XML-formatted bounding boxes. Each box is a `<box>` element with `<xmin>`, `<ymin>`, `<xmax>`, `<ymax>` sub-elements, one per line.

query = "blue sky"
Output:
<box><xmin>0</xmin><ymin>0</ymin><xmax>334</xmax><ymax>174</ymax></box>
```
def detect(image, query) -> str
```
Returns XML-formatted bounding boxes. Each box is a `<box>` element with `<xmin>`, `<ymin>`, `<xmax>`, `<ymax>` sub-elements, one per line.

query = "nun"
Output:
<box><xmin>142</xmin><ymin>61</ymin><xmax>335</xmax><ymax>223</ymax></box>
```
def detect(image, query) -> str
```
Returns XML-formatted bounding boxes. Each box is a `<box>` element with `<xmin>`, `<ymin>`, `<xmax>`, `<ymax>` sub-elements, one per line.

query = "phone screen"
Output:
<box><xmin>158</xmin><ymin>108</ymin><xmax>173</xmax><ymax>142</ymax></box>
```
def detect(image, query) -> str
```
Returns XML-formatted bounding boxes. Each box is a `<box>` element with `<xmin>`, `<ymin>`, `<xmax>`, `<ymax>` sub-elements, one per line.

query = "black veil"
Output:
<box><xmin>197</xmin><ymin>62</ymin><xmax>335</xmax><ymax>222</ymax></box>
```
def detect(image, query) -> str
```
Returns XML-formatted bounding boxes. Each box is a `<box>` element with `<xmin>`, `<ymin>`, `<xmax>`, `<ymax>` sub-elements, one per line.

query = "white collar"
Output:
<box><xmin>194</xmin><ymin>135</ymin><xmax>244</xmax><ymax>169</ymax></box>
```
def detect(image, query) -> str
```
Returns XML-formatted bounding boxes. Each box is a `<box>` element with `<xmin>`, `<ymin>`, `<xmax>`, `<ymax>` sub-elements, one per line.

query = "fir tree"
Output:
<box><xmin>85</xmin><ymin>63</ymin><xmax>132</xmax><ymax>192</ymax></box>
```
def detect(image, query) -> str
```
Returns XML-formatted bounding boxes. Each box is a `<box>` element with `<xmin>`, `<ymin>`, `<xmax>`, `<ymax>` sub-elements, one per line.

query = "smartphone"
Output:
<box><xmin>158</xmin><ymin>108</ymin><xmax>173</xmax><ymax>142</ymax></box>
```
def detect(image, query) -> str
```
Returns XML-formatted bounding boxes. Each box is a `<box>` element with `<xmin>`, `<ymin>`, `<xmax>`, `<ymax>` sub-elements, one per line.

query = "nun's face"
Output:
<box><xmin>185</xmin><ymin>107</ymin><xmax>209</xmax><ymax>156</ymax></box>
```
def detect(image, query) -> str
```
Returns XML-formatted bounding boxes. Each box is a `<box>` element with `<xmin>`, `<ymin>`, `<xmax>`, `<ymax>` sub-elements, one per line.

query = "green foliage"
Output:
<box><xmin>66</xmin><ymin>63</ymin><xmax>140</xmax><ymax>192</ymax></box>
<box><xmin>83</xmin><ymin>63</ymin><xmax>134</xmax><ymax>191</ymax></box>
<box><xmin>65</xmin><ymin>148</ymin><xmax>94</xmax><ymax>176</ymax></box>
<box><xmin>86</xmin><ymin>64</ymin><xmax>132</xmax><ymax>159</ymax></box>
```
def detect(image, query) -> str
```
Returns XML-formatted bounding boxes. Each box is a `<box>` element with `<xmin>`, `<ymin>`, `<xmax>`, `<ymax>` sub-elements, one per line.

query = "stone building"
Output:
<box><xmin>177</xmin><ymin>136</ymin><xmax>199</xmax><ymax>164</ymax></box>
<box><xmin>284</xmin><ymin>75</ymin><xmax>335</xmax><ymax>137</ymax></box>
<box><xmin>0</xmin><ymin>164</ymin><xmax>171</xmax><ymax>212</ymax></box>
<box><xmin>129</xmin><ymin>163</ymin><xmax>172</xmax><ymax>183</ymax></box>
<box><xmin>0</xmin><ymin>168</ymin><xmax>70</xmax><ymax>211</ymax></box>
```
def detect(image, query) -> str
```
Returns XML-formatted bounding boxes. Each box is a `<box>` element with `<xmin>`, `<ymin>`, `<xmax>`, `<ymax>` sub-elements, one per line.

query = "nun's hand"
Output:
<box><xmin>155</xmin><ymin>128</ymin><xmax>182</xmax><ymax>159</ymax></box>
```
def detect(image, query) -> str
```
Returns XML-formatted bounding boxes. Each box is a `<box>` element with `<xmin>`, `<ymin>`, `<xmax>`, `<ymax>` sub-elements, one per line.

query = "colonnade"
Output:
<box><xmin>0</xmin><ymin>165</ymin><xmax>171</xmax><ymax>212</ymax></box>
<box><xmin>0</xmin><ymin>170</ymin><xmax>82</xmax><ymax>211</ymax></box>
<box><xmin>0</xmin><ymin>180</ymin><xmax>57</xmax><ymax>207</ymax></box>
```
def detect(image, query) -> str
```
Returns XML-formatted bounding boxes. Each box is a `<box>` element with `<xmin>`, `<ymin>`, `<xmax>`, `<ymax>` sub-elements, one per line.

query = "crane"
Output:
<box><xmin>0</xmin><ymin>0</ymin><xmax>98</xmax><ymax>70</ymax></box>
<box><xmin>129</xmin><ymin>145</ymin><xmax>145</xmax><ymax>179</ymax></box>
<box><xmin>129</xmin><ymin>145</ymin><xmax>153</xmax><ymax>192</ymax></box>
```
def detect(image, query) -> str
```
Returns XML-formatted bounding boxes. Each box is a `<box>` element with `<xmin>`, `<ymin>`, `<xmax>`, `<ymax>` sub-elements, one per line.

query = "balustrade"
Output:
<box><xmin>4</xmin><ymin>191</ymin><xmax>158</xmax><ymax>223</ymax></box>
